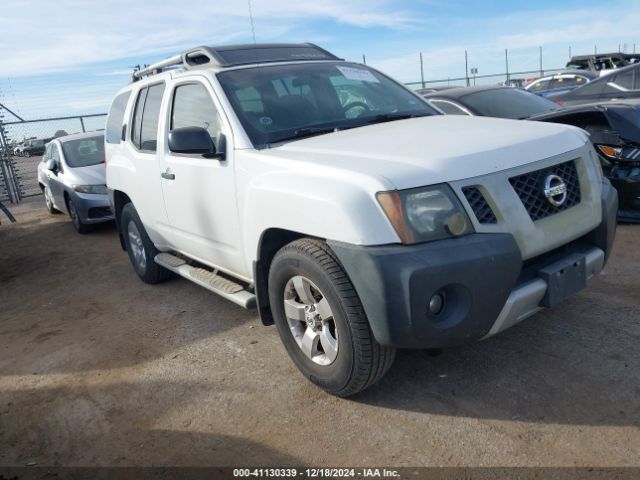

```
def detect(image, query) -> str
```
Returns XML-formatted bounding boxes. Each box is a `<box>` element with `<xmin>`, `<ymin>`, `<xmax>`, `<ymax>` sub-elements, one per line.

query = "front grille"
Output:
<box><xmin>509</xmin><ymin>160</ymin><xmax>581</xmax><ymax>221</ymax></box>
<box><xmin>463</xmin><ymin>186</ymin><xmax>497</xmax><ymax>224</ymax></box>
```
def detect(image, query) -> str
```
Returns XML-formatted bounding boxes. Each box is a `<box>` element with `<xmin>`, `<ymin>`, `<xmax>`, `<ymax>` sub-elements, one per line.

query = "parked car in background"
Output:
<box><xmin>525</xmin><ymin>71</ymin><xmax>598</xmax><ymax>97</ymax></box>
<box><xmin>22</xmin><ymin>138</ymin><xmax>50</xmax><ymax>157</ymax></box>
<box><xmin>12</xmin><ymin>142</ymin><xmax>27</xmax><ymax>156</ymax></box>
<box><xmin>106</xmin><ymin>42</ymin><xmax>615</xmax><ymax>396</ymax></box>
<box><xmin>567</xmin><ymin>53</ymin><xmax>640</xmax><ymax>76</ymax></box>
<box><xmin>37</xmin><ymin>131</ymin><xmax>113</xmax><ymax>233</ymax></box>
<box><xmin>548</xmin><ymin>62</ymin><xmax>640</xmax><ymax>106</ymax></box>
<box><xmin>422</xmin><ymin>85</ymin><xmax>640</xmax><ymax>221</ymax></box>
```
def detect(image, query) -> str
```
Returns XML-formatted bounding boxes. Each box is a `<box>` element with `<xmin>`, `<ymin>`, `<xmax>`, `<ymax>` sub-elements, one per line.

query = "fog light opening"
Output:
<box><xmin>428</xmin><ymin>292</ymin><xmax>445</xmax><ymax>316</ymax></box>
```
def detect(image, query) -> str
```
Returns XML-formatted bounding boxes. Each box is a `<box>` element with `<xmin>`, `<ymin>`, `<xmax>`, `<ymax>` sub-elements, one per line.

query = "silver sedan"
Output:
<box><xmin>37</xmin><ymin>131</ymin><xmax>113</xmax><ymax>233</ymax></box>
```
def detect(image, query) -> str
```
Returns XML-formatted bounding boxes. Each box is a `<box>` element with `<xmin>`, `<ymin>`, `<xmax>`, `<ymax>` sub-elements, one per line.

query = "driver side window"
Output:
<box><xmin>171</xmin><ymin>83</ymin><xmax>223</xmax><ymax>149</ymax></box>
<box><xmin>50</xmin><ymin>144</ymin><xmax>63</xmax><ymax>173</ymax></box>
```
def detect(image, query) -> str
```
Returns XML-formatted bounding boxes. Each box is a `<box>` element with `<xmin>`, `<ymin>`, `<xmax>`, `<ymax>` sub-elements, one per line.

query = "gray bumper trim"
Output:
<box><xmin>483</xmin><ymin>247</ymin><xmax>605</xmax><ymax>339</ymax></box>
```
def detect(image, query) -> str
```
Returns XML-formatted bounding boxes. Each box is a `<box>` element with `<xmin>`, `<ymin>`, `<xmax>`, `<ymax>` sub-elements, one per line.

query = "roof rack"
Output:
<box><xmin>132</xmin><ymin>43</ymin><xmax>343</xmax><ymax>81</ymax></box>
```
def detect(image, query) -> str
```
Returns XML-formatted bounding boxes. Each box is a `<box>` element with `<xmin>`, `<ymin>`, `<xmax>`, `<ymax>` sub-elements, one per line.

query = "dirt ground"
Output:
<box><xmin>0</xmin><ymin>196</ymin><xmax>639</xmax><ymax>467</ymax></box>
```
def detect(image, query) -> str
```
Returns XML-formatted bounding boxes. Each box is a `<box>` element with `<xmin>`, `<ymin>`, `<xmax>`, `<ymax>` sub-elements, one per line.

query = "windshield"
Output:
<box><xmin>217</xmin><ymin>62</ymin><xmax>436</xmax><ymax>147</ymax></box>
<box><xmin>61</xmin><ymin>135</ymin><xmax>105</xmax><ymax>168</ymax></box>
<box><xmin>460</xmin><ymin>88</ymin><xmax>559</xmax><ymax>119</ymax></box>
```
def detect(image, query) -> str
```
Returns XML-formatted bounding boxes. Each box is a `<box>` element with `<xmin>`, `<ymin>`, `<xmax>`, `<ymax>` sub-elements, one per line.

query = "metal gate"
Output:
<box><xmin>0</xmin><ymin>109</ymin><xmax>107</xmax><ymax>203</ymax></box>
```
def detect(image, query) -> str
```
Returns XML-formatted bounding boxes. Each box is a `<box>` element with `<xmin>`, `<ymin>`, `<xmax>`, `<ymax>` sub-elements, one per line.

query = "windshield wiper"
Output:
<box><xmin>269</xmin><ymin>126</ymin><xmax>338</xmax><ymax>145</ymax></box>
<box><xmin>359</xmin><ymin>112</ymin><xmax>431</xmax><ymax>126</ymax></box>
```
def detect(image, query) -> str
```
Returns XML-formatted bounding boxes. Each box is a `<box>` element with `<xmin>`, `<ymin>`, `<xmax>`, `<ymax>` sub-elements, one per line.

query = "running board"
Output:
<box><xmin>154</xmin><ymin>253</ymin><xmax>256</xmax><ymax>309</ymax></box>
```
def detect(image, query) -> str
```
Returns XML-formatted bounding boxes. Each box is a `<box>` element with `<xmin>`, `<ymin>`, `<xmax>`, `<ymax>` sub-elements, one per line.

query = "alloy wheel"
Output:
<box><xmin>283</xmin><ymin>275</ymin><xmax>338</xmax><ymax>366</ymax></box>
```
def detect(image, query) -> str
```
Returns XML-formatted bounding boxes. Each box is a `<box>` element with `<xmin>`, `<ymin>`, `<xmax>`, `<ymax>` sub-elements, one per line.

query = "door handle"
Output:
<box><xmin>161</xmin><ymin>171</ymin><xmax>175</xmax><ymax>180</ymax></box>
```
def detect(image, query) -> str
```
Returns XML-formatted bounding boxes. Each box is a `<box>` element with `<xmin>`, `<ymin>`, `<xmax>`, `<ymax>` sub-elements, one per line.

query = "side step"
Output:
<box><xmin>154</xmin><ymin>253</ymin><xmax>256</xmax><ymax>309</ymax></box>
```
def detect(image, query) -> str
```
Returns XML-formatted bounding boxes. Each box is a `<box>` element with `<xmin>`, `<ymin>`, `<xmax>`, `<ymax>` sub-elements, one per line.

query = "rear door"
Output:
<box><xmin>125</xmin><ymin>82</ymin><xmax>173</xmax><ymax>248</ymax></box>
<box><xmin>158</xmin><ymin>77</ymin><xmax>246</xmax><ymax>278</ymax></box>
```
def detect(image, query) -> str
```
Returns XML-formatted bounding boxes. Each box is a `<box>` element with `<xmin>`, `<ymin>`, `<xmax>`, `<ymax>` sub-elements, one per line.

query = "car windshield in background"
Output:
<box><xmin>460</xmin><ymin>88</ymin><xmax>559</xmax><ymax>119</ymax></box>
<box><xmin>61</xmin><ymin>136</ymin><xmax>105</xmax><ymax>168</ymax></box>
<box><xmin>217</xmin><ymin>62</ymin><xmax>436</xmax><ymax>147</ymax></box>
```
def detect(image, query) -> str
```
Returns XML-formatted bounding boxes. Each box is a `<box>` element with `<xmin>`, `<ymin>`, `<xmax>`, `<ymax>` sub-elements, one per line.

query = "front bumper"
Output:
<box><xmin>68</xmin><ymin>190</ymin><xmax>114</xmax><ymax>224</ymax></box>
<box><xmin>610</xmin><ymin>173</ymin><xmax>640</xmax><ymax>222</ymax></box>
<box><xmin>329</xmin><ymin>181</ymin><xmax>617</xmax><ymax>349</ymax></box>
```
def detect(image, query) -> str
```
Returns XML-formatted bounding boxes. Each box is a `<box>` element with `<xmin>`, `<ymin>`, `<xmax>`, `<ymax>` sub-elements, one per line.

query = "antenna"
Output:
<box><xmin>247</xmin><ymin>0</ymin><xmax>257</xmax><ymax>45</ymax></box>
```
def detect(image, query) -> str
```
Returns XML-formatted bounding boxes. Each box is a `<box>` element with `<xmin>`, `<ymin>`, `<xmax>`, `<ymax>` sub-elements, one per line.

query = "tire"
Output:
<box><xmin>268</xmin><ymin>238</ymin><xmax>396</xmax><ymax>397</ymax></box>
<box><xmin>121</xmin><ymin>203</ymin><xmax>171</xmax><ymax>284</ymax></box>
<box><xmin>43</xmin><ymin>186</ymin><xmax>58</xmax><ymax>214</ymax></box>
<box><xmin>67</xmin><ymin>197</ymin><xmax>90</xmax><ymax>234</ymax></box>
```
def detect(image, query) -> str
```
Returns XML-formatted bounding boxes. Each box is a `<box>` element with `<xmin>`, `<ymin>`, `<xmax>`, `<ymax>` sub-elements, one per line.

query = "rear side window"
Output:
<box><xmin>131</xmin><ymin>88</ymin><xmax>148</xmax><ymax>149</ymax></box>
<box><xmin>130</xmin><ymin>83</ymin><xmax>165</xmax><ymax>151</ymax></box>
<box><xmin>140</xmin><ymin>84</ymin><xmax>166</xmax><ymax>151</ymax></box>
<box><xmin>429</xmin><ymin>100</ymin><xmax>469</xmax><ymax>115</ymax></box>
<box><xmin>106</xmin><ymin>92</ymin><xmax>131</xmax><ymax>144</ymax></box>
<box><xmin>527</xmin><ymin>79</ymin><xmax>551</xmax><ymax>92</ymax></box>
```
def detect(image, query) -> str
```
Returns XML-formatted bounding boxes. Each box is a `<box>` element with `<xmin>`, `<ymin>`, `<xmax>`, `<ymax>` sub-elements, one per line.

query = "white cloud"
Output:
<box><xmin>0</xmin><ymin>0</ymin><xmax>416</xmax><ymax>77</ymax></box>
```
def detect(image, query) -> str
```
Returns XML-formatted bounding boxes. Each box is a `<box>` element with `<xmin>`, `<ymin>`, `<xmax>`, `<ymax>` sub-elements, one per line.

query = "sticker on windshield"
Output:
<box><xmin>259</xmin><ymin>116</ymin><xmax>274</xmax><ymax>126</ymax></box>
<box><xmin>336</xmin><ymin>66</ymin><xmax>380</xmax><ymax>83</ymax></box>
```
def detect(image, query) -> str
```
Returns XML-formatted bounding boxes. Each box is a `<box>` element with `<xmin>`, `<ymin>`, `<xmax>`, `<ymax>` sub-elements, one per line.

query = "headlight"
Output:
<box><xmin>72</xmin><ymin>184</ymin><xmax>108</xmax><ymax>195</ymax></box>
<box><xmin>377</xmin><ymin>185</ymin><xmax>474</xmax><ymax>245</ymax></box>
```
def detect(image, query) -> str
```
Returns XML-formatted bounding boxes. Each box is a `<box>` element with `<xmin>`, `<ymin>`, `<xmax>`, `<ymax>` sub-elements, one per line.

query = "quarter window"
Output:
<box><xmin>171</xmin><ymin>83</ymin><xmax>223</xmax><ymax>149</ymax></box>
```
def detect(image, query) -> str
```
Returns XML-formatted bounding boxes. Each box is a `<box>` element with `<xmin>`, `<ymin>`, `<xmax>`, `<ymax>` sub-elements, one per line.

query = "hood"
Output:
<box><xmin>66</xmin><ymin>163</ymin><xmax>107</xmax><ymax>185</ymax></box>
<box><xmin>261</xmin><ymin>115</ymin><xmax>588</xmax><ymax>190</ymax></box>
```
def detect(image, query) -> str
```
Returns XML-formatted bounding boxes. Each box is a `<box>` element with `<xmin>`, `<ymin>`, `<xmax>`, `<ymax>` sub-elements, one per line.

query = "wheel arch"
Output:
<box><xmin>253</xmin><ymin>228</ymin><xmax>314</xmax><ymax>326</ymax></box>
<box><xmin>112</xmin><ymin>190</ymin><xmax>132</xmax><ymax>251</ymax></box>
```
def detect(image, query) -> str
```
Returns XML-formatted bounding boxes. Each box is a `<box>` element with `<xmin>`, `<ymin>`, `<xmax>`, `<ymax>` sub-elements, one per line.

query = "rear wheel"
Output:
<box><xmin>121</xmin><ymin>203</ymin><xmax>171</xmax><ymax>284</ymax></box>
<box><xmin>67</xmin><ymin>197</ymin><xmax>90</xmax><ymax>234</ymax></box>
<box><xmin>268</xmin><ymin>238</ymin><xmax>396</xmax><ymax>397</ymax></box>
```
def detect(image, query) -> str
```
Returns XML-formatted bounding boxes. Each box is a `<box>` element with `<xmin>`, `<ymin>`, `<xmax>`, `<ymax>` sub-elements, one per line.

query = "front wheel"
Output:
<box><xmin>43</xmin><ymin>186</ymin><xmax>58</xmax><ymax>214</ymax></box>
<box><xmin>121</xmin><ymin>203</ymin><xmax>171</xmax><ymax>284</ymax></box>
<box><xmin>268</xmin><ymin>238</ymin><xmax>396</xmax><ymax>397</ymax></box>
<box><xmin>67</xmin><ymin>197</ymin><xmax>90</xmax><ymax>234</ymax></box>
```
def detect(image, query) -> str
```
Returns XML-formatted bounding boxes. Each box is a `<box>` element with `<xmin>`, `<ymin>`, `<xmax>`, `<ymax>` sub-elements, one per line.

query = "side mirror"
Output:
<box><xmin>168</xmin><ymin>127</ymin><xmax>222</xmax><ymax>159</ymax></box>
<box><xmin>46</xmin><ymin>159</ymin><xmax>57</xmax><ymax>172</ymax></box>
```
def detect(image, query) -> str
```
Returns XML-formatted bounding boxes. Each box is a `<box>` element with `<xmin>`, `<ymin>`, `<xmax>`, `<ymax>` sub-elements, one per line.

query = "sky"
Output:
<box><xmin>1</xmin><ymin>0</ymin><xmax>640</xmax><ymax>126</ymax></box>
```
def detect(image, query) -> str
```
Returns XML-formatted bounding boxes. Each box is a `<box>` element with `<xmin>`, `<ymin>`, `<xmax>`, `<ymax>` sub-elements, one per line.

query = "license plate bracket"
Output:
<box><xmin>539</xmin><ymin>253</ymin><xmax>587</xmax><ymax>308</ymax></box>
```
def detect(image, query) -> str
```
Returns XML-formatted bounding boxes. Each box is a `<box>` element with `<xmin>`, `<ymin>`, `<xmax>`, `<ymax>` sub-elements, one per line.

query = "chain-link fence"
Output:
<box><xmin>0</xmin><ymin>114</ymin><xmax>107</xmax><ymax>203</ymax></box>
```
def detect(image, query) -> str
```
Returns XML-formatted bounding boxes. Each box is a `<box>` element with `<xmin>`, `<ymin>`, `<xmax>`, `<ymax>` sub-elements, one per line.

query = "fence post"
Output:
<box><xmin>0</xmin><ymin>123</ymin><xmax>20</xmax><ymax>203</ymax></box>
<box><xmin>505</xmin><ymin>48</ymin><xmax>510</xmax><ymax>84</ymax></box>
<box><xmin>80</xmin><ymin>117</ymin><xmax>86</xmax><ymax>133</ymax></box>
<box><xmin>465</xmin><ymin>50</ymin><xmax>470</xmax><ymax>87</ymax></box>
<box><xmin>539</xmin><ymin>46</ymin><xmax>543</xmax><ymax>77</ymax></box>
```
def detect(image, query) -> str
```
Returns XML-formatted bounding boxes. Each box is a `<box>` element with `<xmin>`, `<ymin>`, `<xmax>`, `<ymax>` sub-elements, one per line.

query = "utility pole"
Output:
<box><xmin>569</xmin><ymin>46</ymin><xmax>572</xmax><ymax>60</ymax></box>
<box><xmin>465</xmin><ymin>50</ymin><xmax>469</xmax><ymax>87</ymax></box>
<box><xmin>420</xmin><ymin>52</ymin><xmax>425</xmax><ymax>88</ymax></box>
<box><xmin>362</xmin><ymin>54</ymin><xmax>366</xmax><ymax>65</ymax></box>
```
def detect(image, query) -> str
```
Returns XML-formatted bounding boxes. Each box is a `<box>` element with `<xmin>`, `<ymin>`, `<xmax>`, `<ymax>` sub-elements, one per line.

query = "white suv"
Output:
<box><xmin>106</xmin><ymin>43</ymin><xmax>617</xmax><ymax>396</ymax></box>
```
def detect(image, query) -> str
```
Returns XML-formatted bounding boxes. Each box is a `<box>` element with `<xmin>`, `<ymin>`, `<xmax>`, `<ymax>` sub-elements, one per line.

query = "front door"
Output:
<box><xmin>48</xmin><ymin>144</ymin><xmax>66</xmax><ymax>210</ymax></box>
<box><xmin>158</xmin><ymin>78</ymin><xmax>246</xmax><ymax>279</ymax></box>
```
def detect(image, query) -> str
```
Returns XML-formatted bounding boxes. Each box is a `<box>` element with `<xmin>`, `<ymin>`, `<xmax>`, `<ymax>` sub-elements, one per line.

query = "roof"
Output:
<box><xmin>421</xmin><ymin>84</ymin><xmax>507</xmax><ymax>99</ymax></box>
<box><xmin>54</xmin><ymin>130</ymin><xmax>104</xmax><ymax>143</ymax></box>
<box><xmin>132</xmin><ymin>43</ymin><xmax>342</xmax><ymax>81</ymax></box>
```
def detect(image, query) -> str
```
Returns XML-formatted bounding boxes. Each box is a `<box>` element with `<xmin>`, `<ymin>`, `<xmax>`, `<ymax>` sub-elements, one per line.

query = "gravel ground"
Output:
<box><xmin>0</xmin><ymin>196</ymin><xmax>639</xmax><ymax>467</ymax></box>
